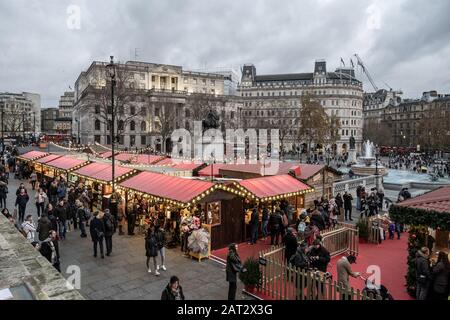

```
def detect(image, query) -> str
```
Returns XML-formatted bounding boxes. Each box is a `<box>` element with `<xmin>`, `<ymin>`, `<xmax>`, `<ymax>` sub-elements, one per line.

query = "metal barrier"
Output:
<box><xmin>258</xmin><ymin>254</ymin><xmax>379</xmax><ymax>300</ymax></box>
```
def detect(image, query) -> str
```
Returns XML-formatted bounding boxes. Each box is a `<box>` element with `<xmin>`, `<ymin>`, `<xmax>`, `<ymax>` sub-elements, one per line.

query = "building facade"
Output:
<box><xmin>237</xmin><ymin>60</ymin><xmax>364</xmax><ymax>155</ymax></box>
<box><xmin>363</xmin><ymin>89</ymin><xmax>402</xmax><ymax>123</ymax></box>
<box><xmin>55</xmin><ymin>91</ymin><xmax>75</xmax><ymax>137</ymax></box>
<box><xmin>73</xmin><ymin>60</ymin><xmax>242</xmax><ymax>150</ymax></box>
<box><xmin>381</xmin><ymin>91</ymin><xmax>450</xmax><ymax>149</ymax></box>
<box><xmin>0</xmin><ymin>92</ymin><xmax>41</xmax><ymax>137</ymax></box>
<box><xmin>41</xmin><ymin>108</ymin><xmax>59</xmax><ymax>134</ymax></box>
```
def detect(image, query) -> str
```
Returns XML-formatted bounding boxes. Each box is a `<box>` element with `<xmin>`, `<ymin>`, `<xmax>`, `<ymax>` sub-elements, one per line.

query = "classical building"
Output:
<box><xmin>73</xmin><ymin>60</ymin><xmax>242</xmax><ymax>150</ymax></box>
<box><xmin>41</xmin><ymin>107</ymin><xmax>59</xmax><ymax>134</ymax></box>
<box><xmin>363</xmin><ymin>89</ymin><xmax>403</xmax><ymax>123</ymax></box>
<box><xmin>381</xmin><ymin>91</ymin><xmax>450</xmax><ymax>149</ymax></box>
<box><xmin>237</xmin><ymin>60</ymin><xmax>364</xmax><ymax>155</ymax></box>
<box><xmin>0</xmin><ymin>92</ymin><xmax>41</xmax><ymax>137</ymax></box>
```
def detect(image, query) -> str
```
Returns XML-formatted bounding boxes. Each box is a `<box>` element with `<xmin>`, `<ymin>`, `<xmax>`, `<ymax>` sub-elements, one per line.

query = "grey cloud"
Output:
<box><xmin>0</xmin><ymin>0</ymin><xmax>449</xmax><ymax>106</ymax></box>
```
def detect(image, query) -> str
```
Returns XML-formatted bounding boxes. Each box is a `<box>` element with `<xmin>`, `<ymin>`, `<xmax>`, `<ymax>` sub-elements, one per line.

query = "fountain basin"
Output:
<box><xmin>351</xmin><ymin>163</ymin><xmax>388</xmax><ymax>176</ymax></box>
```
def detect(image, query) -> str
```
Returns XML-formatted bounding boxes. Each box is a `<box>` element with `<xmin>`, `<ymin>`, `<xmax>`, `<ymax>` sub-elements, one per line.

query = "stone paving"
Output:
<box><xmin>4</xmin><ymin>172</ymin><xmax>246</xmax><ymax>300</ymax></box>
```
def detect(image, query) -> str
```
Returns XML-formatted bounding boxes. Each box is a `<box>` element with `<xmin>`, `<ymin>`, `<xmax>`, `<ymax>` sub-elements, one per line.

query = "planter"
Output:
<box><xmin>245</xmin><ymin>285</ymin><xmax>256</xmax><ymax>293</ymax></box>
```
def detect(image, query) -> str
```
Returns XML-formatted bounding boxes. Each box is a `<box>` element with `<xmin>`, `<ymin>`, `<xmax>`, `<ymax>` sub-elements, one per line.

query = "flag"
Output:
<box><xmin>340</xmin><ymin>57</ymin><xmax>345</xmax><ymax>67</ymax></box>
<box><xmin>350</xmin><ymin>59</ymin><xmax>354</xmax><ymax>68</ymax></box>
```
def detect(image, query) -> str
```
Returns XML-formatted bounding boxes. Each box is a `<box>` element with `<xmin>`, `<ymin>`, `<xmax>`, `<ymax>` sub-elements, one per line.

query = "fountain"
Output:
<box><xmin>351</xmin><ymin>140</ymin><xmax>387</xmax><ymax>176</ymax></box>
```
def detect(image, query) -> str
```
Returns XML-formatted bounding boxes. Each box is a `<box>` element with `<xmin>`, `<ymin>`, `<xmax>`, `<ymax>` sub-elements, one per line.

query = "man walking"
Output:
<box><xmin>89</xmin><ymin>211</ymin><xmax>105</xmax><ymax>259</ymax></box>
<box><xmin>343</xmin><ymin>191</ymin><xmax>353</xmax><ymax>221</ymax></box>
<box><xmin>103</xmin><ymin>209</ymin><xmax>116</xmax><ymax>256</ymax></box>
<box><xmin>15</xmin><ymin>189</ymin><xmax>29</xmax><ymax>222</ymax></box>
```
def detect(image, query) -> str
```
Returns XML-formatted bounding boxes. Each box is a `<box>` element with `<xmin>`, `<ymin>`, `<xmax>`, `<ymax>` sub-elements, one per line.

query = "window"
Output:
<box><xmin>94</xmin><ymin>119</ymin><xmax>101</xmax><ymax>131</ymax></box>
<box><xmin>141</xmin><ymin>106</ymin><xmax>147</xmax><ymax>116</ymax></box>
<box><xmin>95</xmin><ymin>105</ymin><xmax>100</xmax><ymax>114</ymax></box>
<box><xmin>130</xmin><ymin>121</ymin><xmax>136</xmax><ymax>131</ymax></box>
<box><xmin>118</xmin><ymin>120</ymin><xmax>124</xmax><ymax>131</ymax></box>
<box><xmin>141</xmin><ymin>121</ymin><xmax>146</xmax><ymax>132</ymax></box>
<box><xmin>155</xmin><ymin>107</ymin><xmax>160</xmax><ymax>117</ymax></box>
<box><xmin>94</xmin><ymin>135</ymin><xmax>101</xmax><ymax>143</ymax></box>
<box><xmin>106</xmin><ymin>135</ymin><xmax>111</xmax><ymax>145</ymax></box>
<box><xmin>152</xmin><ymin>76</ymin><xmax>156</xmax><ymax>82</ymax></box>
<box><xmin>130</xmin><ymin>135</ymin><xmax>135</xmax><ymax>147</ymax></box>
<box><xmin>230</xmin><ymin>111</ymin><xmax>235</xmax><ymax>119</ymax></box>
<box><xmin>130</xmin><ymin>106</ymin><xmax>136</xmax><ymax>115</ymax></box>
<box><xmin>171</xmin><ymin>78</ymin><xmax>176</xmax><ymax>84</ymax></box>
<box><xmin>119</xmin><ymin>135</ymin><xmax>124</xmax><ymax>145</ymax></box>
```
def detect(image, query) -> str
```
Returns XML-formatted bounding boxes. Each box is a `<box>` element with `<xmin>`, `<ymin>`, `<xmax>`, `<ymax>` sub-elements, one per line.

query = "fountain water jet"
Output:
<box><xmin>351</xmin><ymin>140</ymin><xmax>387</xmax><ymax>176</ymax></box>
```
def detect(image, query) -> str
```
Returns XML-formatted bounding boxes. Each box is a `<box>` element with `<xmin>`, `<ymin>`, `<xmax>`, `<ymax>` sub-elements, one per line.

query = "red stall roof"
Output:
<box><xmin>397</xmin><ymin>186</ymin><xmax>450</xmax><ymax>214</ymax></box>
<box><xmin>153</xmin><ymin>158</ymin><xmax>205</xmax><ymax>171</ymax></box>
<box><xmin>115</xmin><ymin>153</ymin><xmax>135</xmax><ymax>162</ymax></box>
<box><xmin>35</xmin><ymin>154</ymin><xmax>63</xmax><ymax>164</ymax></box>
<box><xmin>99</xmin><ymin>151</ymin><xmax>115</xmax><ymax>159</ymax></box>
<box><xmin>18</xmin><ymin>151</ymin><xmax>48</xmax><ymax>160</ymax></box>
<box><xmin>72</xmin><ymin>162</ymin><xmax>133</xmax><ymax>182</ymax></box>
<box><xmin>198</xmin><ymin>162</ymin><xmax>303</xmax><ymax>178</ymax></box>
<box><xmin>119</xmin><ymin>171</ymin><xmax>214</xmax><ymax>203</ymax></box>
<box><xmin>45</xmin><ymin>156</ymin><xmax>88</xmax><ymax>170</ymax></box>
<box><xmin>131</xmin><ymin>154</ymin><xmax>167</xmax><ymax>165</ymax></box>
<box><xmin>236</xmin><ymin>174</ymin><xmax>312</xmax><ymax>199</ymax></box>
<box><xmin>198</xmin><ymin>164</ymin><xmax>229</xmax><ymax>177</ymax></box>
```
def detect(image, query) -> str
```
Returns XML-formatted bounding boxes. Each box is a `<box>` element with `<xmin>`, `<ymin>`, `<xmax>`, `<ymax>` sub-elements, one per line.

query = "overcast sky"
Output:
<box><xmin>1</xmin><ymin>0</ymin><xmax>449</xmax><ymax>107</ymax></box>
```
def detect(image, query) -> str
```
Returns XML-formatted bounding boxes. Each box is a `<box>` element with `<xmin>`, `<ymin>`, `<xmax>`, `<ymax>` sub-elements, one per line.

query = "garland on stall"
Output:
<box><xmin>389</xmin><ymin>205</ymin><xmax>450</xmax><ymax>230</ymax></box>
<box><xmin>405</xmin><ymin>226</ymin><xmax>427</xmax><ymax>297</ymax></box>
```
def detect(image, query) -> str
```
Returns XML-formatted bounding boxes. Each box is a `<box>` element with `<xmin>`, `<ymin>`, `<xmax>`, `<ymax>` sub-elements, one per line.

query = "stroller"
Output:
<box><xmin>362</xmin><ymin>279</ymin><xmax>394</xmax><ymax>300</ymax></box>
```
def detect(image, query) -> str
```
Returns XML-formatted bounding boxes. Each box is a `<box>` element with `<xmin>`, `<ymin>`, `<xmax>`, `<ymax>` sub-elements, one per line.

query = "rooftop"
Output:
<box><xmin>397</xmin><ymin>186</ymin><xmax>450</xmax><ymax>213</ymax></box>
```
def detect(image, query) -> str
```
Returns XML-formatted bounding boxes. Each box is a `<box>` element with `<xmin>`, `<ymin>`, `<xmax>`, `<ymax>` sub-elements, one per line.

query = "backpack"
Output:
<box><xmin>105</xmin><ymin>216</ymin><xmax>114</xmax><ymax>232</ymax></box>
<box><xmin>282</xmin><ymin>214</ymin><xmax>289</xmax><ymax>227</ymax></box>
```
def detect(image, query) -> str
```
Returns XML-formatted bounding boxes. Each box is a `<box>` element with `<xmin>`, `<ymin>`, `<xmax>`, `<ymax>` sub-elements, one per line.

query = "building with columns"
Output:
<box><xmin>73</xmin><ymin>60</ymin><xmax>242</xmax><ymax>150</ymax></box>
<box><xmin>237</xmin><ymin>60</ymin><xmax>364</xmax><ymax>156</ymax></box>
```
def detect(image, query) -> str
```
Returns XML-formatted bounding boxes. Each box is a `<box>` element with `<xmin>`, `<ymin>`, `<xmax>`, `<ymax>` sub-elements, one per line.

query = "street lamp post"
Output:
<box><xmin>106</xmin><ymin>56</ymin><xmax>118</xmax><ymax>217</ymax></box>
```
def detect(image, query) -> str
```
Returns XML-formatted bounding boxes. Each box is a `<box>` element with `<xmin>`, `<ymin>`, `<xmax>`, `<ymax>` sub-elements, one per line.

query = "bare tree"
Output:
<box><xmin>3</xmin><ymin>108</ymin><xmax>27</xmax><ymax>136</ymax></box>
<box><xmin>325</xmin><ymin>114</ymin><xmax>342</xmax><ymax>153</ymax></box>
<box><xmin>154</xmin><ymin>101</ymin><xmax>178</xmax><ymax>153</ymax></box>
<box><xmin>363</xmin><ymin>119</ymin><xmax>393</xmax><ymax>146</ymax></box>
<box><xmin>297</xmin><ymin>94</ymin><xmax>330</xmax><ymax>156</ymax></box>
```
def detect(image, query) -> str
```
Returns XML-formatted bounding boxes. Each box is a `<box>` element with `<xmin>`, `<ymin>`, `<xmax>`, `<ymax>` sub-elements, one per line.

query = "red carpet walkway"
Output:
<box><xmin>211</xmin><ymin>235</ymin><xmax>412</xmax><ymax>300</ymax></box>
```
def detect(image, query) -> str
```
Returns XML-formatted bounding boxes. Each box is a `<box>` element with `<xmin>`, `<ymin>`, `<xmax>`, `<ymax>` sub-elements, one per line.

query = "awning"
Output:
<box><xmin>234</xmin><ymin>174</ymin><xmax>313</xmax><ymax>201</ymax></box>
<box><xmin>115</xmin><ymin>153</ymin><xmax>135</xmax><ymax>162</ymax></box>
<box><xmin>119</xmin><ymin>171</ymin><xmax>215</xmax><ymax>204</ymax></box>
<box><xmin>45</xmin><ymin>156</ymin><xmax>89</xmax><ymax>171</ymax></box>
<box><xmin>72</xmin><ymin>162</ymin><xmax>134</xmax><ymax>183</ymax></box>
<box><xmin>131</xmin><ymin>154</ymin><xmax>167</xmax><ymax>165</ymax></box>
<box><xmin>17</xmin><ymin>151</ymin><xmax>48</xmax><ymax>161</ymax></box>
<box><xmin>35</xmin><ymin>154</ymin><xmax>63</xmax><ymax>164</ymax></box>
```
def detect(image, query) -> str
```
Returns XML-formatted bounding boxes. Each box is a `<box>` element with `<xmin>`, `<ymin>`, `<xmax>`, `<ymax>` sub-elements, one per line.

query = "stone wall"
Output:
<box><xmin>0</xmin><ymin>214</ymin><xmax>84</xmax><ymax>300</ymax></box>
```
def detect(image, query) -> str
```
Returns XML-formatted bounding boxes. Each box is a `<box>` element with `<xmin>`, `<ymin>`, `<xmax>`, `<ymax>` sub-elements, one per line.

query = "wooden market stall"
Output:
<box><xmin>69</xmin><ymin>162</ymin><xmax>137</xmax><ymax>212</ymax></box>
<box><xmin>34</xmin><ymin>154</ymin><xmax>63</xmax><ymax>180</ymax></box>
<box><xmin>231</xmin><ymin>174</ymin><xmax>314</xmax><ymax>241</ymax></box>
<box><xmin>389</xmin><ymin>185</ymin><xmax>450</xmax><ymax>297</ymax></box>
<box><xmin>40</xmin><ymin>156</ymin><xmax>89</xmax><ymax>181</ymax></box>
<box><xmin>16</xmin><ymin>150</ymin><xmax>49</xmax><ymax>166</ymax></box>
<box><xmin>117</xmin><ymin>171</ymin><xmax>247</xmax><ymax>257</ymax></box>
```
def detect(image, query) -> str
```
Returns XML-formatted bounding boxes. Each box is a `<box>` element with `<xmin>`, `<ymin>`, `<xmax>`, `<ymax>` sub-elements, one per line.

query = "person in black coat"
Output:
<box><xmin>249</xmin><ymin>208</ymin><xmax>259</xmax><ymax>245</ymax></box>
<box><xmin>284</xmin><ymin>228</ymin><xmax>298</xmax><ymax>264</ymax></box>
<box><xmin>0</xmin><ymin>181</ymin><xmax>8</xmax><ymax>209</ymax></box>
<box><xmin>269</xmin><ymin>210</ymin><xmax>282</xmax><ymax>245</ymax></box>
<box><xmin>310</xmin><ymin>210</ymin><xmax>326</xmax><ymax>231</ymax></box>
<box><xmin>36</xmin><ymin>214</ymin><xmax>52</xmax><ymax>242</ymax></box>
<box><xmin>39</xmin><ymin>230</ymin><xmax>61</xmax><ymax>272</ymax></box>
<box><xmin>161</xmin><ymin>276</ymin><xmax>185</xmax><ymax>300</ymax></box>
<box><xmin>89</xmin><ymin>211</ymin><xmax>105</xmax><ymax>258</ymax></box>
<box><xmin>431</xmin><ymin>251</ymin><xmax>450</xmax><ymax>300</ymax></box>
<box><xmin>55</xmin><ymin>200</ymin><xmax>68</xmax><ymax>240</ymax></box>
<box><xmin>15</xmin><ymin>189</ymin><xmax>29</xmax><ymax>222</ymax></box>
<box><xmin>308</xmin><ymin>239</ymin><xmax>331</xmax><ymax>272</ymax></box>
<box><xmin>343</xmin><ymin>191</ymin><xmax>353</xmax><ymax>221</ymax></box>
<box><xmin>103</xmin><ymin>209</ymin><xmax>116</xmax><ymax>256</ymax></box>
<box><xmin>145</xmin><ymin>226</ymin><xmax>159</xmax><ymax>275</ymax></box>
<box><xmin>415</xmin><ymin>247</ymin><xmax>431</xmax><ymax>300</ymax></box>
<box><xmin>226</xmin><ymin>243</ymin><xmax>244</xmax><ymax>300</ymax></box>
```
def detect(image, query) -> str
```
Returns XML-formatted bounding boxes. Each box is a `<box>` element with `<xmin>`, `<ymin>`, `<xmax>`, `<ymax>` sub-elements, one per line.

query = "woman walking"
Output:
<box><xmin>145</xmin><ymin>226</ymin><xmax>159</xmax><ymax>275</ymax></box>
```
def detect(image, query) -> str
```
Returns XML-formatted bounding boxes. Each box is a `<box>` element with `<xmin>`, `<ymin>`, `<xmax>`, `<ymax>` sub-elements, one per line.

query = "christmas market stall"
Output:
<box><xmin>231</xmin><ymin>174</ymin><xmax>314</xmax><ymax>241</ymax></box>
<box><xmin>16</xmin><ymin>150</ymin><xmax>49</xmax><ymax>167</ymax></box>
<box><xmin>39</xmin><ymin>155</ymin><xmax>88</xmax><ymax>181</ymax></box>
<box><xmin>69</xmin><ymin>162</ymin><xmax>137</xmax><ymax>212</ymax></box>
<box><xmin>34</xmin><ymin>154</ymin><xmax>63</xmax><ymax>181</ymax></box>
<box><xmin>389</xmin><ymin>185</ymin><xmax>450</xmax><ymax>297</ymax></box>
<box><xmin>117</xmin><ymin>171</ymin><xmax>247</xmax><ymax>258</ymax></box>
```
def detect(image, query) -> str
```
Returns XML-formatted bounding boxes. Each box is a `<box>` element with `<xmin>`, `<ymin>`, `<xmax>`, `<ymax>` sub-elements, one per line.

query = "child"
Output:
<box><xmin>388</xmin><ymin>222</ymin><xmax>395</xmax><ymax>240</ymax></box>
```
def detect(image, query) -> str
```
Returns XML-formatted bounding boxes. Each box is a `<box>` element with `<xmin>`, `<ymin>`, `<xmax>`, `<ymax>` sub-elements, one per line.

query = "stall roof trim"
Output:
<box><xmin>119</xmin><ymin>171</ymin><xmax>215</xmax><ymax>203</ymax></box>
<box><xmin>45</xmin><ymin>156</ymin><xmax>87</xmax><ymax>170</ymax></box>
<box><xmin>35</xmin><ymin>154</ymin><xmax>63</xmax><ymax>164</ymax></box>
<box><xmin>236</xmin><ymin>174</ymin><xmax>312</xmax><ymax>199</ymax></box>
<box><xmin>18</xmin><ymin>151</ymin><xmax>49</xmax><ymax>160</ymax></box>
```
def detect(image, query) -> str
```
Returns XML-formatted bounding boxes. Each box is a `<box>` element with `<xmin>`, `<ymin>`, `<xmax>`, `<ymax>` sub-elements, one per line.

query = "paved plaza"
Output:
<box><xmin>5</xmin><ymin>174</ymin><xmax>246</xmax><ymax>300</ymax></box>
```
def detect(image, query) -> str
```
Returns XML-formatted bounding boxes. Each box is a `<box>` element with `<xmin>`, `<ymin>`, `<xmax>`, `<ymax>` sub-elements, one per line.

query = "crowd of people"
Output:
<box><xmin>386</xmin><ymin>154</ymin><xmax>450</xmax><ymax>178</ymax></box>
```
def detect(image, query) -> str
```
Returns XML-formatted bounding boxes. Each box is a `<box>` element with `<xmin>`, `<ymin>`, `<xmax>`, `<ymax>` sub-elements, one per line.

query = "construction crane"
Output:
<box><xmin>354</xmin><ymin>54</ymin><xmax>378</xmax><ymax>91</ymax></box>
